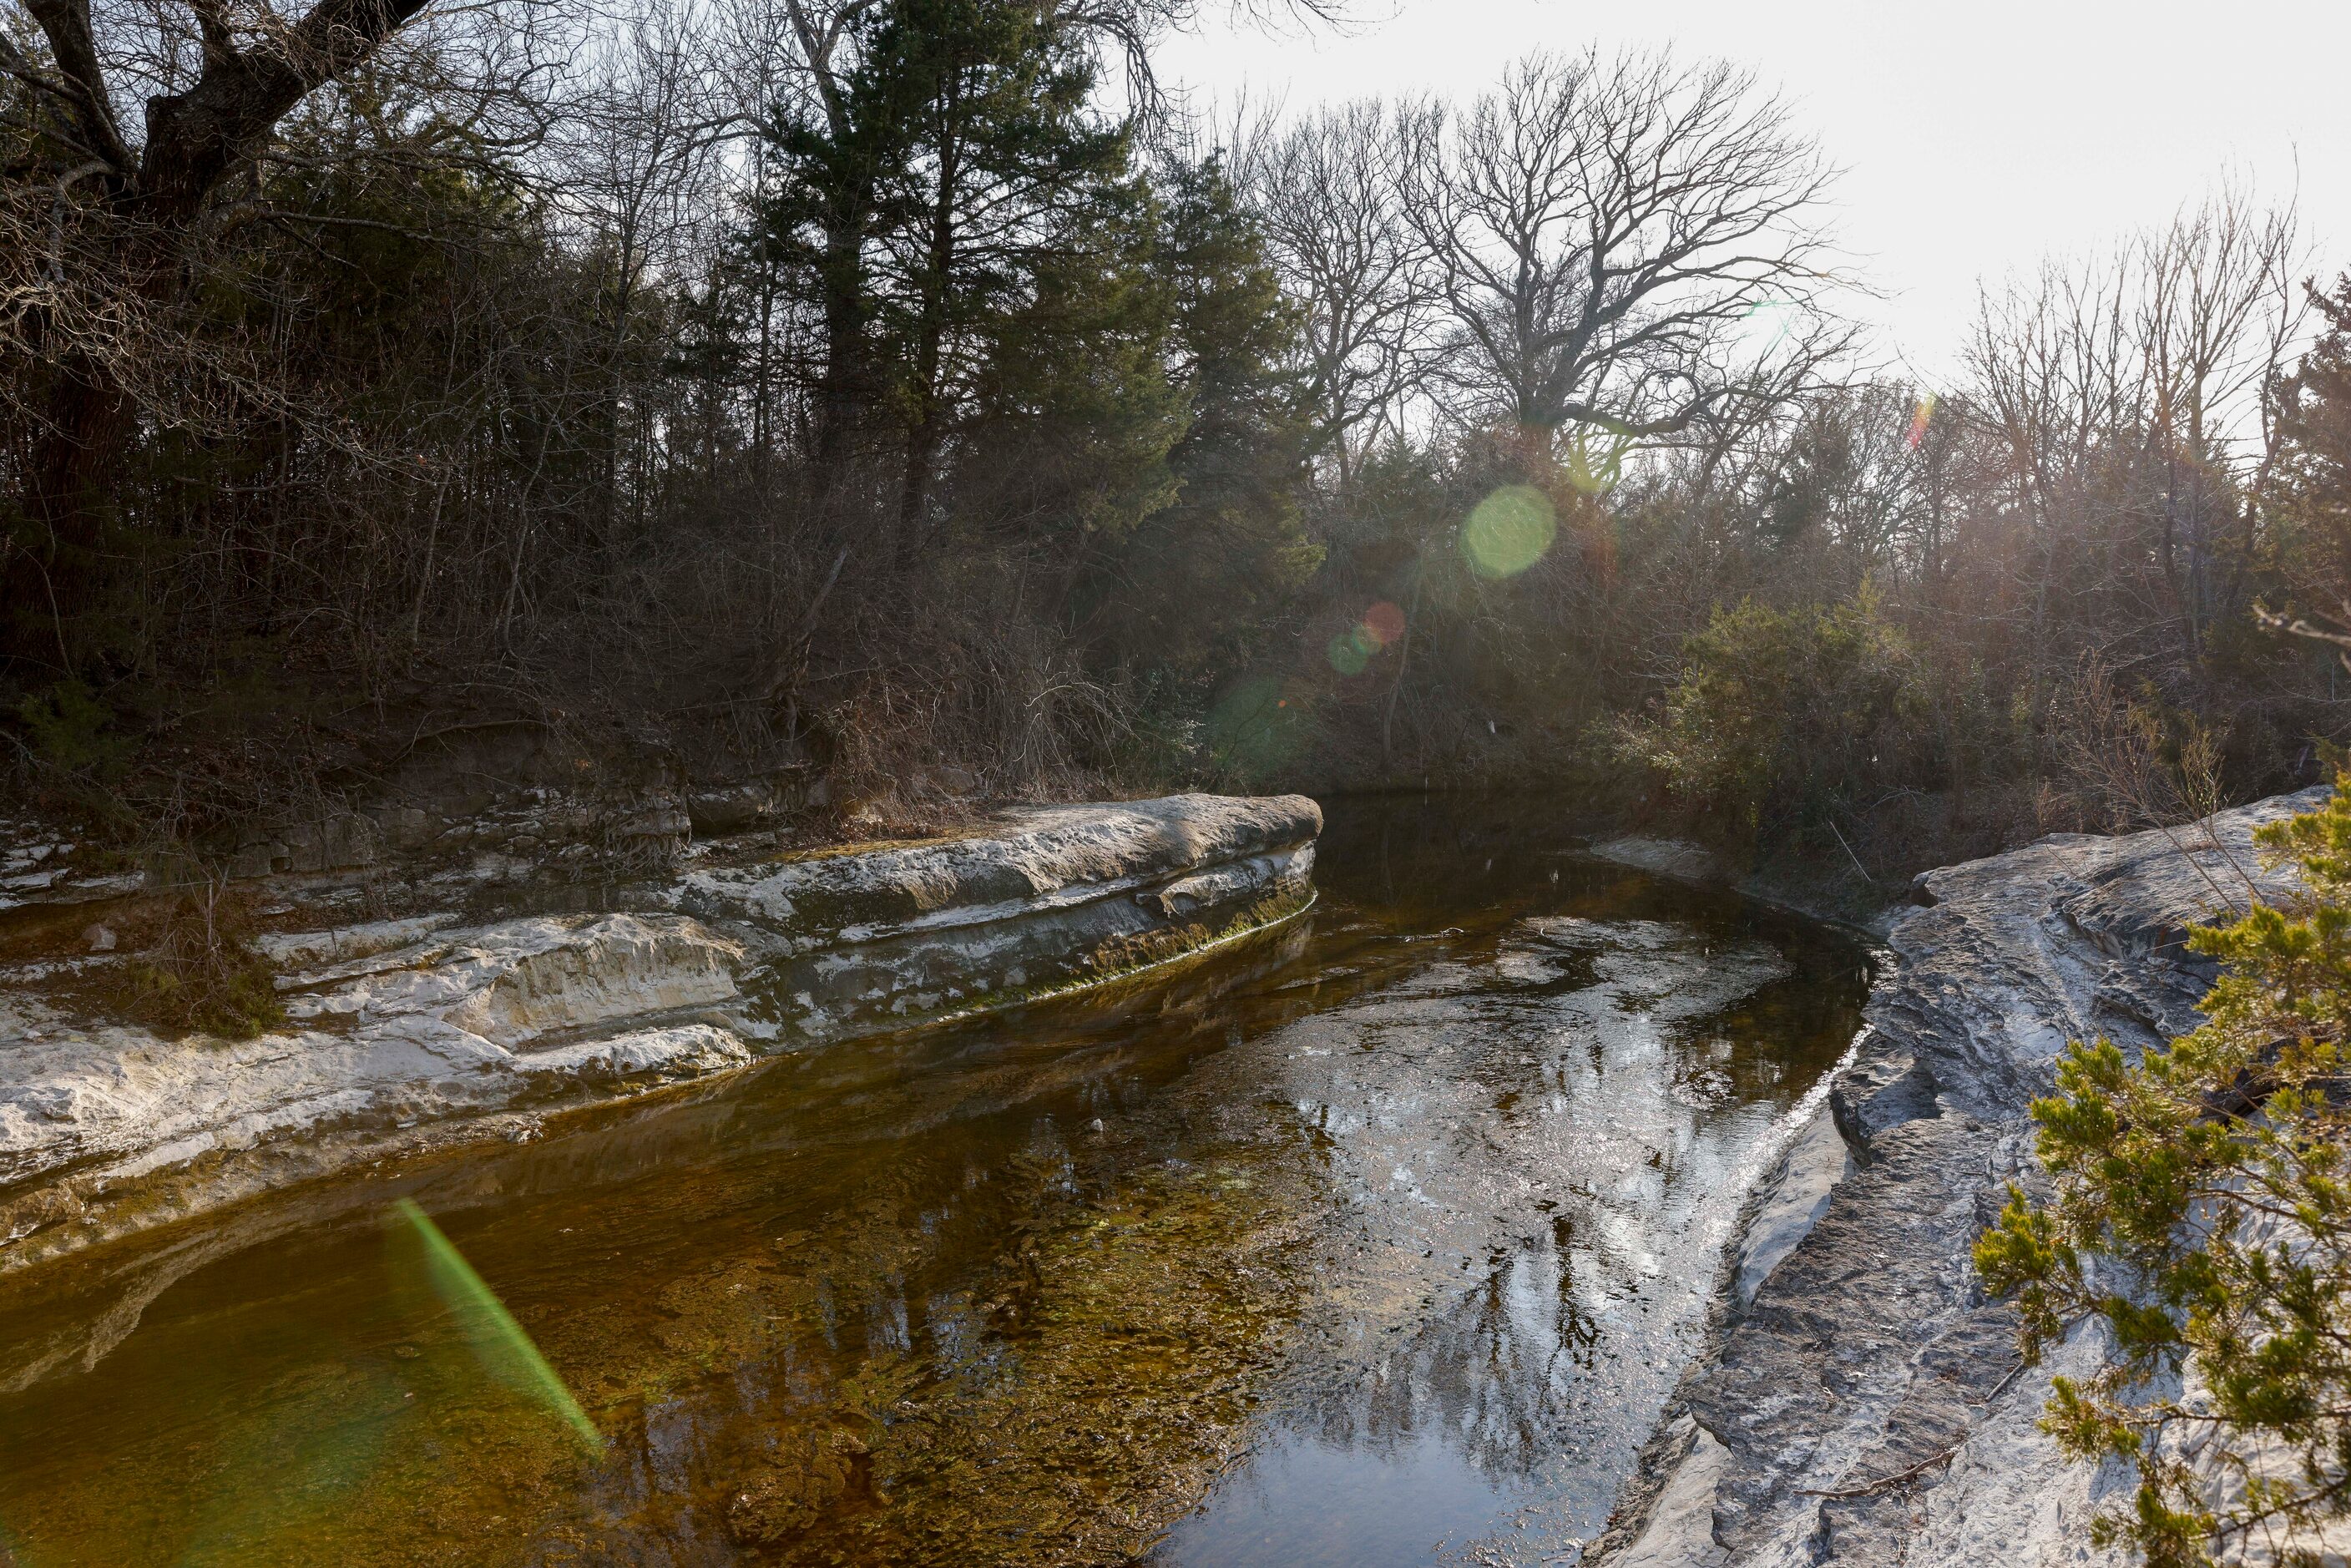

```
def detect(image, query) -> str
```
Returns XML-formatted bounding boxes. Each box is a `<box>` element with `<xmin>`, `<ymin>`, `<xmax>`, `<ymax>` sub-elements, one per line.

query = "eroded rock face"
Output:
<box><xmin>1613</xmin><ymin>790</ymin><xmax>2323</xmax><ymax>1568</ymax></box>
<box><xmin>0</xmin><ymin>794</ymin><xmax>1320</xmax><ymax>1271</ymax></box>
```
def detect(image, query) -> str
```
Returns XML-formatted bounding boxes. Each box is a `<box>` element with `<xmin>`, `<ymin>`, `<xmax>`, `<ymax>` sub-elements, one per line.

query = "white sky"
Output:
<box><xmin>1159</xmin><ymin>0</ymin><xmax>2349</xmax><ymax>385</ymax></box>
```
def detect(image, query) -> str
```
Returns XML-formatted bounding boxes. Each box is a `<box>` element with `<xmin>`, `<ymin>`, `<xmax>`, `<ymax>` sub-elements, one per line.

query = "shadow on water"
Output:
<box><xmin>0</xmin><ymin>797</ymin><xmax>1866</xmax><ymax>1568</ymax></box>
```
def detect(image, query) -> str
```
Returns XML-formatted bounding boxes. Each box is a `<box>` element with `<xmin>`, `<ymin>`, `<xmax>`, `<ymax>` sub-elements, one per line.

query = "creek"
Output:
<box><xmin>0</xmin><ymin>798</ymin><xmax>1865</xmax><ymax>1567</ymax></box>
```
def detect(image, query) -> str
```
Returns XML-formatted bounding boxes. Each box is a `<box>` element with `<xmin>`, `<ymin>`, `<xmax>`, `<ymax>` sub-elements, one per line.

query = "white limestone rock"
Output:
<box><xmin>0</xmin><ymin>793</ymin><xmax>1321</xmax><ymax>1270</ymax></box>
<box><xmin>1610</xmin><ymin>789</ymin><xmax>2324</xmax><ymax>1567</ymax></box>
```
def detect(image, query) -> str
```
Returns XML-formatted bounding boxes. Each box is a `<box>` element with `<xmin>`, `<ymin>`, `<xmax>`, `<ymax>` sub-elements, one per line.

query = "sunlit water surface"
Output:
<box><xmin>0</xmin><ymin>799</ymin><xmax>1864</xmax><ymax>1567</ymax></box>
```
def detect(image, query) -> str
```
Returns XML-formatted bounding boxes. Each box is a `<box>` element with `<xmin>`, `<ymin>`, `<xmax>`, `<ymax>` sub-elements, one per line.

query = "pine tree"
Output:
<box><xmin>1087</xmin><ymin>159</ymin><xmax>1320</xmax><ymax>679</ymax></box>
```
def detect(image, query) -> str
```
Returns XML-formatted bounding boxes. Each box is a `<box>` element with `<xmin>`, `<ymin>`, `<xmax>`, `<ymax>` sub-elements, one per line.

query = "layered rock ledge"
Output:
<box><xmin>0</xmin><ymin>793</ymin><xmax>1319</xmax><ymax>1272</ymax></box>
<box><xmin>1610</xmin><ymin>789</ymin><xmax>2323</xmax><ymax>1568</ymax></box>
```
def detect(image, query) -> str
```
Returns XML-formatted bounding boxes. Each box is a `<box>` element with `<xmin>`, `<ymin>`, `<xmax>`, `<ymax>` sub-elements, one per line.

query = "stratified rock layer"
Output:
<box><xmin>1614</xmin><ymin>789</ymin><xmax>2323</xmax><ymax>1567</ymax></box>
<box><xmin>0</xmin><ymin>793</ymin><xmax>1319</xmax><ymax>1270</ymax></box>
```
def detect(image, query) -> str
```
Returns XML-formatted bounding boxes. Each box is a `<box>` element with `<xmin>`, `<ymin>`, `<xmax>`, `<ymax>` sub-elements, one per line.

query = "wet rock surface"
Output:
<box><xmin>0</xmin><ymin>794</ymin><xmax>1319</xmax><ymax>1270</ymax></box>
<box><xmin>1611</xmin><ymin>791</ymin><xmax>2323</xmax><ymax>1567</ymax></box>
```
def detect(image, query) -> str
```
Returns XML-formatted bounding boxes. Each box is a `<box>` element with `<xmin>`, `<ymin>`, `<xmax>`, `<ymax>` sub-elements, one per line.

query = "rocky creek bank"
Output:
<box><xmin>1605</xmin><ymin>789</ymin><xmax>2325</xmax><ymax>1567</ymax></box>
<box><xmin>0</xmin><ymin>792</ymin><xmax>1320</xmax><ymax>1272</ymax></box>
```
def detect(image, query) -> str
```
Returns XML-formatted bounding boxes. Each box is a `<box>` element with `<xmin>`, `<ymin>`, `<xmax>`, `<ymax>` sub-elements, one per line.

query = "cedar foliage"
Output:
<box><xmin>1978</xmin><ymin>776</ymin><xmax>2351</xmax><ymax>1565</ymax></box>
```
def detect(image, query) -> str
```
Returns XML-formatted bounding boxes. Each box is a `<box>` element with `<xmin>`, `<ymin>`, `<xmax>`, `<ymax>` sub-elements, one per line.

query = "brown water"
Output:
<box><xmin>0</xmin><ymin>799</ymin><xmax>1866</xmax><ymax>1568</ymax></box>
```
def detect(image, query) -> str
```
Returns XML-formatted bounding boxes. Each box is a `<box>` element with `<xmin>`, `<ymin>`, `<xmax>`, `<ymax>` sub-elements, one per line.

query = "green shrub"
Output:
<box><xmin>1613</xmin><ymin>590</ymin><xmax>1922</xmax><ymax>841</ymax></box>
<box><xmin>14</xmin><ymin>679</ymin><xmax>132</xmax><ymax>778</ymax></box>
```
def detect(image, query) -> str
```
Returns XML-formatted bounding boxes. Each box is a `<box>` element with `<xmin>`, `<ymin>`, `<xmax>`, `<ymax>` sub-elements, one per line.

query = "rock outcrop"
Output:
<box><xmin>1610</xmin><ymin>789</ymin><xmax>2323</xmax><ymax>1567</ymax></box>
<box><xmin>0</xmin><ymin>794</ymin><xmax>1319</xmax><ymax>1271</ymax></box>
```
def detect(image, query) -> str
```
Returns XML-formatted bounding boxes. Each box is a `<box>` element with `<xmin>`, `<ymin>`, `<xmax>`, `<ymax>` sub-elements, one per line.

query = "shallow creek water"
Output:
<box><xmin>0</xmin><ymin>800</ymin><xmax>1865</xmax><ymax>1568</ymax></box>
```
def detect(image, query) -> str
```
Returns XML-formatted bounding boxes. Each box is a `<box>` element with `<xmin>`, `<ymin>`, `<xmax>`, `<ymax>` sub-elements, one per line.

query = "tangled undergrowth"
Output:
<box><xmin>117</xmin><ymin>882</ymin><xmax>285</xmax><ymax>1039</ymax></box>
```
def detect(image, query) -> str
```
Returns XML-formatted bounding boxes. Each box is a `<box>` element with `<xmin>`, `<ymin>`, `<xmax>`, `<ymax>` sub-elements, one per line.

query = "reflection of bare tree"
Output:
<box><xmin>1257</xmin><ymin>909</ymin><xmax>1863</xmax><ymax>1502</ymax></box>
<box><xmin>1286</xmin><ymin>1187</ymin><xmax>1691</xmax><ymax>1486</ymax></box>
<box><xmin>1292</xmin><ymin>1217</ymin><xmax>1609</xmax><ymax>1474</ymax></box>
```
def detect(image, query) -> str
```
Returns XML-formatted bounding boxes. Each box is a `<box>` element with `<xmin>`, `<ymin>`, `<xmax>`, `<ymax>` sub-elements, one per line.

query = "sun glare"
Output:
<box><xmin>1460</xmin><ymin>487</ymin><xmax>1557</xmax><ymax>579</ymax></box>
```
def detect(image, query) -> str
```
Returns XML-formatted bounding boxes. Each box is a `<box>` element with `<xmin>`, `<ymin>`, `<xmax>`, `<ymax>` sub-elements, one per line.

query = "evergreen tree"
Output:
<box><xmin>750</xmin><ymin>0</ymin><xmax>1130</xmax><ymax>552</ymax></box>
<box><xmin>867</xmin><ymin>0</ymin><xmax>1130</xmax><ymax>563</ymax></box>
<box><xmin>1085</xmin><ymin>159</ymin><xmax>1320</xmax><ymax>679</ymax></box>
<box><xmin>1979</xmin><ymin>777</ymin><xmax>2351</xmax><ymax>1565</ymax></box>
<box><xmin>2273</xmin><ymin>276</ymin><xmax>2351</xmax><ymax>641</ymax></box>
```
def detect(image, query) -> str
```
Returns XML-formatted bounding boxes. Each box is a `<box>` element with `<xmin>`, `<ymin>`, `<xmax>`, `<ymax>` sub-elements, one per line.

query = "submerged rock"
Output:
<box><xmin>1610</xmin><ymin>789</ymin><xmax>2323</xmax><ymax>1567</ymax></box>
<box><xmin>0</xmin><ymin>793</ymin><xmax>1319</xmax><ymax>1271</ymax></box>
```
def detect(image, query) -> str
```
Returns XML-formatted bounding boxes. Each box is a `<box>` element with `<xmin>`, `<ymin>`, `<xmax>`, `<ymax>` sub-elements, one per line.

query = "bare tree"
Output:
<box><xmin>1403</xmin><ymin>48</ymin><xmax>1851</xmax><ymax>463</ymax></box>
<box><xmin>1962</xmin><ymin>251</ymin><xmax>2136</xmax><ymax>716</ymax></box>
<box><xmin>0</xmin><ymin>0</ymin><xmax>569</xmax><ymax>637</ymax></box>
<box><xmin>1961</xmin><ymin>188</ymin><xmax>2308</xmax><ymax>709</ymax></box>
<box><xmin>553</xmin><ymin>0</ymin><xmax>736</xmax><ymax>550</ymax></box>
<box><xmin>2134</xmin><ymin>190</ymin><xmax>2307</xmax><ymax>659</ymax></box>
<box><xmin>1236</xmin><ymin>96</ymin><xmax>1431</xmax><ymax>490</ymax></box>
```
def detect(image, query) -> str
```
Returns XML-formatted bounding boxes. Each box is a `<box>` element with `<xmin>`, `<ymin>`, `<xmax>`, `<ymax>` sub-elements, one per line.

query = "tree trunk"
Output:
<box><xmin>813</xmin><ymin>220</ymin><xmax>872</xmax><ymax>472</ymax></box>
<box><xmin>897</xmin><ymin>111</ymin><xmax>961</xmax><ymax>574</ymax></box>
<box><xmin>7</xmin><ymin>345</ymin><xmax>135</xmax><ymax>667</ymax></box>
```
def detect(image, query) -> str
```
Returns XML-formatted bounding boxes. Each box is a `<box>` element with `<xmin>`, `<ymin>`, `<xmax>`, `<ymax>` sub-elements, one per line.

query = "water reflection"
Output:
<box><xmin>1160</xmin><ymin>893</ymin><xmax>1856</xmax><ymax>1567</ymax></box>
<box><xmin>0</xmin><ymin>799</ymin><xmax>1863</xmax><ymax>1568</ymax></box>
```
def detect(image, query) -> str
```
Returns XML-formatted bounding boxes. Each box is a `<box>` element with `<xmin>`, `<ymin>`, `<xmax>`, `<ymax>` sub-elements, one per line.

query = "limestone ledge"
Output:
<box><xmin>0</xmin><ymin>793</ymin><xmax>1320</xmax><ymax>1271</ymax></box>
<box><xmin>1603</xmin><ymin>789</ymin><xmax>2323</xmax><ymax>1568</ymax></box>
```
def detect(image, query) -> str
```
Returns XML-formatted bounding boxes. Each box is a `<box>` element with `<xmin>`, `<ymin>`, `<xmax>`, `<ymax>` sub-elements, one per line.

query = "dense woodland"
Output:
<box><xmin>7</xmin><ymin>0</ymin><xmax>2351</xmax><ymax>879</ymax></box>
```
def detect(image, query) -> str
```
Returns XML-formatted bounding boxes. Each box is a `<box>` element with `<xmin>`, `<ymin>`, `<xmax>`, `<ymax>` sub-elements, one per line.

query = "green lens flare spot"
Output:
<box><xmin>1740</xmin><ymin>296</ymin><xmax>1802</xmax><ymax>355</ymax></box>
<box><xmin>1460</xmin><ymin>486</ymin><xmax>1556</xmax><ymax>579</ymax></box>
<box><xmin>1326</xmin><ymin>625</ymin><xmax>1378</xmax><ymax>676</ymax></box>
<box><xmin>389</xmin><ymin>1198</ymin><xmax>603</xmax><ymax>1453</ymax></box>
<box><xmin>1204</xmin><ymin>674</ymin><xmax>1310</xmax><ymax>777</ymax></box>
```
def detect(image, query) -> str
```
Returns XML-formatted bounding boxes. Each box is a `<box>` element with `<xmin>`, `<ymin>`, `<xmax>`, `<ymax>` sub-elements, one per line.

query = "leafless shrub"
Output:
<box><xmin>2040</xmin><ymin>655</ymin><xmax>2227</xmax><ymax>836</ymax></box>
<box><xmin>119</xmin><ymin>875</ymin><xmax>285</xmax><ymax>1038</ymax></box>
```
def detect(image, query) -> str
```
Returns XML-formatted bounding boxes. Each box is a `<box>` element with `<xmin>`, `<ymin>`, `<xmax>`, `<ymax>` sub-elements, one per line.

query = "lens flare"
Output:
<box><xmin>1326</xmin><ymin>629</ymin><xmax>1373</xmax><ymax>676</ymax></box>
<box><xmin>1327</xmin><ymin>602</ymin><xmax>1408</xmax><ymax>677</ymax></box>
<box><xmin>1561</xmin><ymin>429</ymin><xmax>1631</xmax><ymax>497</ymax></box>
<box><xmin>1906</xmin><ymin>393</ymin><xmax>1939</xmax><ymax>451</ymax></box>
<box><xmin>1739</xmin><ymin>296</ymin><xmax>1802</xmax><ymax>355</ymax></box>
<box><xmin>1206</xmin><ymin>675</ymin><xmax>1309</xmax><ymax>774</ymax></box>
<box><xmin>1460</xmin><ymin>486</ymin><xmax>1556</xmax><ymax>579</ymax></box>
<box><xmin>389</xmin><ymin>1198</ymin><xmax>602</xmax><ymax>1452</ymax></box>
